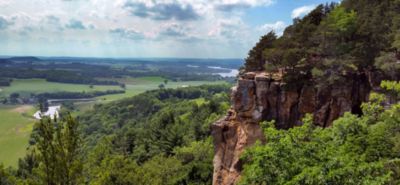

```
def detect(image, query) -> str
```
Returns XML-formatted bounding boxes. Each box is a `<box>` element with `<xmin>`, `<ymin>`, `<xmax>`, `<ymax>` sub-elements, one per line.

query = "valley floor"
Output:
<box><xmin>0</xmin><ymin>105</ymin><xmax>35</xmax><ymax>167</ymax></box>
<box><xmin>0</xmin><ymin>77</ymin><xmax>228</xmax><ymax>167</ymax></box>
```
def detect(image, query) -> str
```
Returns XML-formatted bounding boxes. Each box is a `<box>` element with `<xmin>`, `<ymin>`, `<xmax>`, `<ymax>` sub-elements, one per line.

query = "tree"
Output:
<box><xmin>375</xmin><ymin>52</ymin><xmax>400</xmax><ymax>79</ymax></box>
<box><xmin>33</xmin><ymin>114</ymin><xmax>83</xmax><ymax>185</ymax></box>
<box><xmin>0</xmin><ymin>165</ymin><xmax>17</xmax><ymax>185</ymax></box>
<box><xmin>174</xmin><ymin>139</ymin><xmax>214</xmax><ymax>184</ymax></box>
<box><xmin>244</xmin><ymin>31</ymin><xmax>277</xmax><ymax>71</ymax></box>
<box><xmin>240</xmin><ymin>81</ymin><xmax>400</xmax><ymax>185</ymax></box>
<box><xmin>38</xmin><ymin>97</ymin><xmax>49</xmax><ymax>113</ymax></box>
<box><xmin>263</xmin><ymin>48</ymin><xmax>284</xmax><ymax>75</ymax></box>
<box><xmin>9</xmin><ymin>93</ymin><xmax>19</xmax><ymax>104</ymax></box>
<box><xmin>88</xmin><ymin>154</ymin><xmax>142</xmax><ymax>185</ymax></box>
<box><xmin>318</xmin><ymin>6</ymin><xmax>357</xmax><ymax>57</ymax></box>
<box><xmin>140</xmin><ymin>155</ymin><xmax>187</xmax><ymax>185</ymax></box>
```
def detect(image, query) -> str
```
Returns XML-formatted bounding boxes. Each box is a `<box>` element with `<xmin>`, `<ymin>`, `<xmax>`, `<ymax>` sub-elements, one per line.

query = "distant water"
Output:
<box><xmin>208</xmin><ymin>66</ymin><xmax>239</xmax><ymax>77</ymax></box>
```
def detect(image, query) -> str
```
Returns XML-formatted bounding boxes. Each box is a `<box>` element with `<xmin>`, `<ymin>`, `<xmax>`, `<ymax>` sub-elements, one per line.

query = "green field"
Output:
<box><xmin>0</xmin><ymin>78</ymin><xmax>122</xmax><ymax>98</ymax></box>
<box><xmin>73</xmin><ymin>77</ymin><xmax>227</xmax><ymax>114</ymax></box>
<box><xmin>0</xmin><ymin>77</ymin><xmax>228</xmax><ymax>167</ymax></box>
<box><xmin>96</xmin><ymin>77</ymin><xmax>227</xmax><ymax>102</ymax></box>
<box><xmin>0</xmin><ymin>105</ymin><xmax>36</xmax><ymax>167</ymax></box>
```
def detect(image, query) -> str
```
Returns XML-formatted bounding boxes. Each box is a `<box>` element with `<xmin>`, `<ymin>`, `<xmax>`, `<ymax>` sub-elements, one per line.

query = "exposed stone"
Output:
<box><xmin>232</xmin><ymin>79</ymin><xmax>255</xmax><ymax>118</ymax></box>
<box><xmin>212</xmin><ymin>71</ymin><xmax>379</xmax><ymax>185</ymax></box>
<box><xmin>298</xmin><ymin>85</ymin><xmax>316</xmax><ymax>115</ymax></box>
<box><xmin>243</xmin><ymin>72</ymin><xmax>256</xmax><ymax>80</ymax></box>
<box><xmin>212</xmin><ymin>117</ymin><xmax>265</xmax><ymax>185</ymax></box>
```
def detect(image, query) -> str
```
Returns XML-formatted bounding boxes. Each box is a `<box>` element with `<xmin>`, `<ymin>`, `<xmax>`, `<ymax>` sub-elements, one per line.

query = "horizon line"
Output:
<box><xmin>0</xmin><ymin>55</ymin><xmax>245</xmax><ymax>61</ymax></box>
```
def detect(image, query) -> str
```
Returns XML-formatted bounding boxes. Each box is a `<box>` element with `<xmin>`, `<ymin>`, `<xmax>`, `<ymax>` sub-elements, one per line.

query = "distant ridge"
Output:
<box><xmin>8</xmin><ymin>56</ymin><xmax>41</xmax><ymax>62</ymax></box>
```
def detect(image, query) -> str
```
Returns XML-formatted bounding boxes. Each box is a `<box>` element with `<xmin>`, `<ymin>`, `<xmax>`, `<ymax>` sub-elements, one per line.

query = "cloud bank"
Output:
<box><xmin>0</xmin><ymin>0</ymin><xmax>289</xmax><ymax>58</ymax></box>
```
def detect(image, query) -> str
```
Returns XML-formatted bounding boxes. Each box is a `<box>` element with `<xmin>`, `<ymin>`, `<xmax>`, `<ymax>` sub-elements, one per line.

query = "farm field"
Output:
<box><xmin>0</xmin><ymin>105</ymin><xmax>36</xmax><ymax>167</ymax></box>
<box><xmin>0</xmin><ymin>78</ymin><xmax>122</xmax><ymax>98</ymax></box>
<box><xmin>96</xmin><ymin>77</ymin><xmax>227</xmax><ymax>102</ymax></box>
<box><xmin>73</xmin><ymin>77</ymin><xmax>227</xmax><ymax>114</ymax></box>
<box><xmin>0</xmin><ymin>76</ymin><xmax>228</xmax><ymax>167</ymax></box>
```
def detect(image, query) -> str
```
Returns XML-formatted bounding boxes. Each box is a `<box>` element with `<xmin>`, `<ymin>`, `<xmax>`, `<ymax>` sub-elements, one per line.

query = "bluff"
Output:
<box><xmin>211</xmin><ymin>0</ymin><xmax>400</xmax><ymax>183</ymax></box>
<box><xmin>211</xmin><ymin>71</ymin><xmax>384</xmax><ymax>185</ymax></box>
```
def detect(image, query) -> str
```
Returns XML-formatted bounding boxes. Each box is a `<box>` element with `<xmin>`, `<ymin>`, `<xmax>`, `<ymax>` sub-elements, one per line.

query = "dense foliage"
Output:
<box><xmin>1</xmin><ymin>90</ymin><xmax>126</xmax><ymax>106</ymax></box>
<box><xmin>244</xmin><ymin>0</ymin><xmax>400</xmax><ymax>86</ymax></box>
<box><xmin>2</xmin><ymin>0</ymin><xmax>400</xmax><ymax>184</ymax></box>
<box><xmin>0</xmin><ymin>58</ymin><xmax>239</xmax><ymax>85</ymax></box>
<box><xmin>0</xmin><ymin>67</ymin><xmax>121</xmax><ymax>86</ymax></box>
<box><xmin>0</xmin><ymin>78</ymin><xmax>12</xmax><ymax>86</ymax></box>
<box><xmin>240</xmin><ymin>82</ymin><xmax>400</xmax><ymax>184</ymax></box>
<box><xmin>36</xmin><ymin>90</ymin><xmax>126</xmax><ymax>100</ymax></box>
<box><xmin>0</xmin><ymin>84</ymin><xmax>230</xmax><ymax>184</ymax></box>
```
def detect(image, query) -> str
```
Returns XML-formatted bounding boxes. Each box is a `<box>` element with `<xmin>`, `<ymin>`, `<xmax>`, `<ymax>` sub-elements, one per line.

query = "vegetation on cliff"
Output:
<box><xmin>237</xmin><ymin>0</ymin><xmax>400</xmax><ymax>184</ymax></box>
<box><xmin>245</xmin><ymin>0</ymin><xmax>400</xmax><ymax>86</ymax></box>
<box><xmin>240</xmin><ymin>82</ymin><xmax>400</xmax><ymax>184</ymax></box>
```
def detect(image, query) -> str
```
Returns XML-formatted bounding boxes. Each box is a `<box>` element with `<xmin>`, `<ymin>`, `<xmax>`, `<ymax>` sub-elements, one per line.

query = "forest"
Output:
<box><xmin>245</xmin><ymin>0</ymin><xmax>400</xmax><ymax>87</ymax></box>
<box><xmin>0</xmin><ymin>58</ymin><xmax>238</xmax><ymax>85</ymax></box>
<box><xmin>237</xmin><ymin>0</ymin><xmax>400</xmax><ymax>184</ymax></box>
<box><xmin>0</xmin><ymin>84</ymin><xmax>231</xmax><ymax>184</ymax></box>
<box><xmin>1</xmin><ymin>0</ymin><xmax>400</xmax><ymax>184</ymax></box>
<box><xmin>239</xmin><ymin>81</ymin><xmax>400</xmax><ymax>184</ymax></box>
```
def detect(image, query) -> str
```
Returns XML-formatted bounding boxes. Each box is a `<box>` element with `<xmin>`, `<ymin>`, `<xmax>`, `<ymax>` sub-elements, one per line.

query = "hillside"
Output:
<box><xmin>0</xmin><ymin>84</ymin><xmax>231</xmax><ymax>184</ymax></box>
<box><xmin>1</xmin><ymin>0</ymin><xmax>400</xmax><ymax>185</ymax></box>
<box><xmin>213</xmin><ymin>0</ymin><xmax>400</xmax><ymax>184</ymax></box>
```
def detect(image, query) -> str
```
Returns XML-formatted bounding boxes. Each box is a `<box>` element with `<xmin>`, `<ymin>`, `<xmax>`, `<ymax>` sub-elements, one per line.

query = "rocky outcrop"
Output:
<box><xmin>212</xmin><ymin>71</ymin><xmax>375</xmax><ymax>185</ymax></box>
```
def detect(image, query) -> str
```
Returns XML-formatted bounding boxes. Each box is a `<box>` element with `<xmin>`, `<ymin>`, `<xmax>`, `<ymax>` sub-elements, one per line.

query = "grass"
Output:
<box><xmin>0</xmin><ymin>77</ymin><xmax>228</xmax><ymax>166</ymax></box>
<box><xmin>0</xmin><ymin>105</ymin><xmax>36</xmax><ymax>167</ymax></box>
<box><xmin>72</xmin><ymin>77</ymin><xmax>227</xmax><ymax>114</ymax></box>
<box><xmin>95</xmin><ymin>77</ymin><xmax>228</xmax><ymax>102</ymax></box>
<box><xmin>0</xmin><ymin>78</ymin><xmax>122</xmax><ymax>98</ymax></box>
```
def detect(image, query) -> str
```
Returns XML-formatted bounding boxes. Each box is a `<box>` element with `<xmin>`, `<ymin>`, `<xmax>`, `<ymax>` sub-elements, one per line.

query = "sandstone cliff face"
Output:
<box><xmin>212</xmin><ymin>71</ymin><xmax>376</xmax><ymax>185</ymax></box>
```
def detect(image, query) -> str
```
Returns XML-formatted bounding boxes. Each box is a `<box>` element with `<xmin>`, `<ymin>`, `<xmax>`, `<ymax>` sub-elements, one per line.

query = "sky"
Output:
<box><xmin>0</xmin><ymin>0</ymin><xmax>339</xmax><ymax>58</ymax></box>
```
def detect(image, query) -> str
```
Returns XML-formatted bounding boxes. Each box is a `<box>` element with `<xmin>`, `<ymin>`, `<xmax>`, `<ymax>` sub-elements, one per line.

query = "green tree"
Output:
<box><xmin>174</xmin><ymin>139</ymin><xmax>214</xmax><ymax>184</ymax></box>
<box><xmin>34</xmin><ymin>115</ymin><xmax>83</xmax><ymax>185</ymax></box>
<box><xmin>0</xmin><ymin>165</ymin><xmax>17</xmax><ymax>185</ymax></box>
<box><xmin>140</xmin><ymin>155</ymin><xmax>187</xmax><ymax>185</ymax></box>
<box><xmin>9</xmin><ymin>93</ymin><xmax>20</xmax><ymax>104</ymax></box>
<box><xmin>240</xmin><ymin>82</ymin><xmax>400</xmax><ymax>184</ymax></box>
<box><xmin>318</xmin><ymin>6</ymin><xmax>357</xmax><ymax>57</ymax></box>
<box><xmin>375</xmin><ymin>52</ymin><xmax>400</xmax><ymax>79</ymax></box>
<box><xmin>244</xmin><ymin>31</ymin><xmax>277</xmax><ymax>71</ymax></box>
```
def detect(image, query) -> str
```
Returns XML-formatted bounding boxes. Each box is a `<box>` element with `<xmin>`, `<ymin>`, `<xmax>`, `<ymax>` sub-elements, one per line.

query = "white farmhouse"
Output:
<box><xmin>33</xmin><ymin>106</ymin><xmax>61</xmax><ymax>120</ymax></box>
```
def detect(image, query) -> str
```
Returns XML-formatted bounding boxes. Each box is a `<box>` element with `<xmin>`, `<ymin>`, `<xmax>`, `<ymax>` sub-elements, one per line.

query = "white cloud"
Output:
<box><xmin>213</xmin><ymin>0</ymin><xmax>275</xmax><ymax>11</ymax></box>
<box><xmin>260</xmin><ymin>21</ymin><xmax>286</xmax><ymax>36</ymax></box>
<box><xmin>216</xmin><ymin>0</ymin><xmax>274</xmax><ymax>7</ymax></box>
<box><xmin>0</xmin><ymin>0</ymin><xmax>279</xmax><ymax>58</ymax></box>
<box><xmin>291</xmin><ymin>4</ymin><xmax>316</xmax><ymax>18</ymax></box>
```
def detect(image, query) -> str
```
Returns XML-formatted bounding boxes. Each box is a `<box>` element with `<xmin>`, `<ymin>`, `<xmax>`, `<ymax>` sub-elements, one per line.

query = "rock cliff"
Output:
<box><xmin>212</xmin><ymin>71</ymin><xmax>382</xmax><ymax>185</ymax></box>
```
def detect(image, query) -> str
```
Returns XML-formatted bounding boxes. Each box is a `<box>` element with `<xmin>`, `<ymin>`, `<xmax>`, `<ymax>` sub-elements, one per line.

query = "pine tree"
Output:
<box><xmin>34</xmin><ymin>114</ymin><xmax>83</xmax><ymax>185</ymax></box>
<box><xmin>244</xmin><ymin>31</ymin><xmax>277</xmax><ymax>72</ymax></box>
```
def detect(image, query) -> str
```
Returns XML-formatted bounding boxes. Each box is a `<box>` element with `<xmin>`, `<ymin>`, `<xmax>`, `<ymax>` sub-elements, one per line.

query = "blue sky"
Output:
<box><xmin>0</xmin><ymin>0</ymin><xmax>339</xmax><ymax>58</ymax></box>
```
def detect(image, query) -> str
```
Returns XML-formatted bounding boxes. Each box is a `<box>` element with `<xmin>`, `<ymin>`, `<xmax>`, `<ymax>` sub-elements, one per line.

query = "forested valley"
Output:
<box><xmin>1</xmin><ymin>0</ymin><xmax>400</xmax><ymax>184</ymax></box>
<box><xmin>1</xmin><ymin>85</ymin><xmax>230</xmax><ymax>184</ymax></box>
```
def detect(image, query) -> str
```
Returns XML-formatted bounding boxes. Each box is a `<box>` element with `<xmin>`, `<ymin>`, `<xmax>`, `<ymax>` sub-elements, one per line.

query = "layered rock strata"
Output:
<box><xmin>212</xmin><ymin>71</ymin><xmax>376</xmax><ymax>185</ymax></box>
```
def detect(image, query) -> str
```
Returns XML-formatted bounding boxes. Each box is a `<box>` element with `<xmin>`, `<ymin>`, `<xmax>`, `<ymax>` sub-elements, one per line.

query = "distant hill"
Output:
<box><xmin>8</xmin><ymin>56</ymin><xmax>41</xmax><ymax>62</ymax></box>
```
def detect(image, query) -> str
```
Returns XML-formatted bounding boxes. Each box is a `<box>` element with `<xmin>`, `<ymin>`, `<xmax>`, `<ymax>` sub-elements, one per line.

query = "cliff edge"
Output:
<box><xmin>212</xmin><ymin>71</ymin><xmax>382</xmax><ymax>185</ymax></box>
